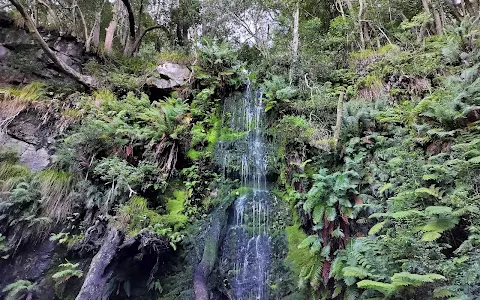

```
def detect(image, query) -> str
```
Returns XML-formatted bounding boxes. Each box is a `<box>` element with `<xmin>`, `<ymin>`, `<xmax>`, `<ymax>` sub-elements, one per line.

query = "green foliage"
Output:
<box><xmin>285</xmin><ymin>223</ymin><xmax>315</xmax><ymax>279</ymax></box>
<box><xmin>356</xmin><ymin>272</ymin><xmax>445</xmax><ymax>297</ymax></box>
<box><xmin>117</xmin><ymin>196</ymin><xmax>185</xmax><ymax>248</ymax></box>
<box><xmin>194</xmin><ymin>38</ymin><xmax>245</xmax><ymax>87</ymax></box>
<box><xmin>303</xmin><ymin>168</ymin><xmax>360</xmax><ymax>221</ymax></box>
<box><xmin>52</xmin><ymin>262</ymin><xmax>83</xmax><ymax>286</ymax></box>
<box><xmin>2</xmin><ymin>280</ymin><xmax>36</xmax><ymax>300</ymax></box>
<box><xmin>0</xmin><ymin>82</ymin><xmax>45</xmax><ymax>104</ymax></box>
<box><xmin>160</xmin><ymin>190</ymin><xmax>188</xmax><ymax>230</ymax></box>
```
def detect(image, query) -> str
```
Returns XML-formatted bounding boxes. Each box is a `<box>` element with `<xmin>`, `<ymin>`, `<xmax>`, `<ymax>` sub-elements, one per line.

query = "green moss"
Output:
<box><xmin>285</xmin><ymin>223</ymin><xmax>314</xmax><ymax>277</ymax></box>
<box><xmin>350</xmin><ymin>49</ymin><xmax>376</xmax><ymax>60</ymax></box>
<box><xmin>191</xmin><ymin>123</ymin><xmax>208</xmax><ymax>145</ymax></box>
<box><xmin>230</xmin><ymin>187</ymin><xmax>252</xmax><ymax>197</ymax></box>
<box><xmin>207</xmin><ymin>115</ymin><xmax>221</xmax><ymax>145</ymax></box>
<box><xmin>161</xmin><ymin>190</ymin><xmax>188</xmax><ymax>230</ymax></box>
<box><xmin>219</xmin><ymin>128</ymin><xmax>248</xmax><ymax>141</ymax></box>
<box><xmin>188</xmin><ymin>114</ymin><xmax>221</xmax><ymax>161</ymax></box>
<box><xmin>119</xmin><ymin>196</ymin><xmax>163</xmax><ymax>236</ymax></box>
<box><xmin>187</xmin><ymin>148</ymin><xmax>202</xmax><ymax>161</ymax></box>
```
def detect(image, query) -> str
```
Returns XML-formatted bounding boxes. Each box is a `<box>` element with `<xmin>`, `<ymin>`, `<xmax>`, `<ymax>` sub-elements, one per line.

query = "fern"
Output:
<box><xmin>356</xmin><ymin>280</ymin><xmax>396</xmax><ymax>297</ymax></box>
<box><xmin>415</xmin><ymin>186</ymin><xmax>443</xmax><ymax>199</ymax></box>
<box><xmin>369</xmin><ymin>221</ymin><xmax>387</xmax><ymax>235</ymax></box>
<box><xmin>52</xmin><ymin>262</ymin><xmax>83</xmax><ymax>286</ymax></box>
<box><xmin>2</xmin><ymin>280</ymin><xmax>36</xmax><ymax>300</ymax></box>
<box><xmin>391</xmin><ymin>272</ymin><xmax>446</xmax><ymax>286</ymax></box>
<box><xmin>343</xmin><ymin>266</ymin><xmax>373</xmax><ymax>279</ymax></box>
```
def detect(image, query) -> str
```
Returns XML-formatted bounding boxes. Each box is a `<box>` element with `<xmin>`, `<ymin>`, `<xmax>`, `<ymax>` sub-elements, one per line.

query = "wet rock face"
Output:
<box><xmin>0</xmin><ymin>111</ymin><xmax>56</xmax><ymax>171</ymax></box>
<box><xmin>146</xmin><ymin>63</ymin><xmax>191</xmax><ymax>90</ymax></box>
<box><xmin>0</xmin><ymin>239</ymin><xmax>56</xmax><ymax>300</ymax></box>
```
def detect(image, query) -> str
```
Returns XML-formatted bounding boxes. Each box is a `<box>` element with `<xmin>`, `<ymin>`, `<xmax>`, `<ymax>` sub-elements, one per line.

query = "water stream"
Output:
<box><xmin>217</xmin><ymin>81</ymin><xmax>271</xmax><ymax>299</ymax></box>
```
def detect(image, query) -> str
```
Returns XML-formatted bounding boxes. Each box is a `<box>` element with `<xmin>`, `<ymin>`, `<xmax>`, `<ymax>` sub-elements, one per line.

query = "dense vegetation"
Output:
<box><xmin>1</xmin><ymin>0</ymin><xmax>480</xmax><ymax>299</ymax></box>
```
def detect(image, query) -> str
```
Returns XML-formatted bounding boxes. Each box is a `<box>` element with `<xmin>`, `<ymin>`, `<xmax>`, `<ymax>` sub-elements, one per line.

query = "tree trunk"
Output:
<box><xmin>120</xmin><ymin>0</ymin><xmax>136</xmax><ymax>39</ymax></box>
<box><xmin>91</xmin><ymin>8</ymin><xmax>103</xmax><ymax>50</ymax></box>
<box><xmin>290</xmin><ymin>1</ymin><xmax>300</xmax><ymax>85</ymax></box>
<box><xmin>194</xmin><ymin>204</ymin><xmax>230</xmax><ymax>300</ymax></box>
<box><xmin>123</xmin><ymin>36</ymin><xmax>135</xmax><ymax>56</ymax></box>
<box><xmin>422</xmin><ymin>0</ymin><xmax>431</xmax><ymax>14</ymax></box>
<box><xmin>73</xmin><ymin>2</ymin><xmax>90</xmax><ymax>52</ymax></box>
<box><xmin>449</xmin><ymin>0</ymin><xmax>464</xmax><ymax>21</ymax></box>
<box><xmin>75</xmin><ymin>227</ymin><xmax>123</xmax><ymax>300</ymax></box>
<box><xmin>419</xmin><ymin>0</ymin><xmax>431</xmax><ymax>42</ymax></box>
<box><xmin>433</xmin><ymin>7</ymin><xmax>443</xmax><ymax>35</ymax></box>
<box><xmin>358</xmin><ymin>0</ymin><xmax>366</xmax><ymax>50</ymax></box>
<box><xmin>104</xmin><ymin>1</ymin><xmax>119</xmax><ymax>54</ymax></box>
<box><xmin>333</xmin><ymin>92</ymin><xmax>345</xmax><ymax>150</ymax></box>
<box><xmin>8</xmin><ymin>0</ymin><xmax>97</xmax><ymax>89</ymax></box>
<box><xmin>33</xmin><ymin>0</ymin><xmax>38</xmax><ymax>27</ymax></box>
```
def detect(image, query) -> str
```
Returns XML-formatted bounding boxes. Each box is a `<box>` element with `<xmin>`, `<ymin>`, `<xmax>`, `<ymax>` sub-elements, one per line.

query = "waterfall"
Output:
<box><xmin>217</xmin><ymin>81</ymin><xmax>271</xmax><ymax>300</ymax></box>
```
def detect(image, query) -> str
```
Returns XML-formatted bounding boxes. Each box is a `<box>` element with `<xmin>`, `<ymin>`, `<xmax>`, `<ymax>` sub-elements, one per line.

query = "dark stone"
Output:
<box><xmin>0</xmin><ymin>14</ymin><xmax>86</xmax><ymax>85</ymax></box>
<box><xmin>0</xmin><ymin>239</ymin><xmax>56</xmax><ymax>299</ymax></box>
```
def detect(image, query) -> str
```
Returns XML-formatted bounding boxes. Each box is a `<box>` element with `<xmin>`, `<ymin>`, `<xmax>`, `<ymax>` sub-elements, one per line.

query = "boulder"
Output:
<box><xmin>146</xmin><ymin>63</ymin><xmax>191</xmax><ymax>90</ymax></box>
<box><xmin>0</xmin><ymin>111</ymin><xmax>57</xmax><ymax>171</ymax></box>
<box><xmin>0</xmin><ymin>135</ymin><xmax>51</xmax><ymax>171</ymax></box>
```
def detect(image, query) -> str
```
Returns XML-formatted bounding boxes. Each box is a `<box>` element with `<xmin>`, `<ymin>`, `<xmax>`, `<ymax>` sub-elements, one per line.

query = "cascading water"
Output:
<box><xmin>217</xmin><ymin>81</ymin><xmax>271</xmax><ymax>299</ymax></box>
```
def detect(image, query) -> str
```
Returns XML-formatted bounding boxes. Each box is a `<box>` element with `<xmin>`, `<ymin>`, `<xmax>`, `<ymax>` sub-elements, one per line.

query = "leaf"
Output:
<box><xmin>422</xmin><ymin>217</ymin><xmax>459</xmax><ymax>233</ymax></box>
<box><xmin>391</xmin><ymin>210</ymin><xmax>423</xmax><ymax>219</ymax></box>
<box><xmin>332</xmin><ymin>284</ymin><xmax>343</xmax><ymax>298</ymax></box>
<box><xmin>321</xmin><ymin>243</ymin><xmax>331</xmax><ymax>258</ymax></box>
<box><xmin>423</xmin><ymin>174</ymin><xmax>439</xmax><ymax>180</ymax></box>
<box><xmin>299</xmin><ymin>235</ymin><xmax>322</xmax><ymax>249</ymax></box>
<box><xmin>433</xmin><ymin>286</ymin><xmax>454</xmax><ymax>298</ymax></box>
<box><xmin>332</xmin><ymin>227</ymin><xmax>345</xmax><ymax>238</ymax></box>
<box><xmin>415</xmin><ymin>186</ymin><xmax>441</xmax><ymax>199</ymax></box>
<box><xmin>469</xmin><ymin>156</ymin><xmax>480</xmax><ymax>164</ymax></box>
<box><xmin>424</xmin><ymin>206</ymin><xmax>453</xmax><ymax>216</ymax></box>
<box><xmin>369</xmin><ymin>221</ymin><xmax>387</xmax><ymax>235</ymax></box>
<box><xmin>369</xmin><ymin>212</ymin><xmax>390</xmax><ymax>219</ymax></box>
<box><xmin>391</xmin><ymin>272</ymin><xmax>446</xmax><ymax>285</ymax></box>
<box><xmin>356</xmin><ymin>280</ymin><xmax>396</xmax><ymax>296</ymax></box>
<box><xmin>326</xmin><ymin>207</ymin><xmax>337</xmax><ymax>222</ymax></box>
<box><xmin>422</xmin><ymin>231</ymin><xmax>442</xmax><ymax>241</ymax></box>
<box><xmin>379</xmin><ymin>183</ymin><xmax>393</xmax><ymax>194</ymax></box>
<box><xmin>313</xmin><ymin>205</ymin><xmax>326</xmax><ymax>224</ymax></box>
<box><xmin>343</xmin><ymin>266</ymin><xmax>371</xmax><ymax>279</ymax></box>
